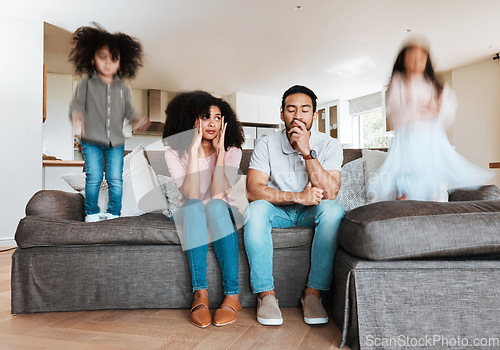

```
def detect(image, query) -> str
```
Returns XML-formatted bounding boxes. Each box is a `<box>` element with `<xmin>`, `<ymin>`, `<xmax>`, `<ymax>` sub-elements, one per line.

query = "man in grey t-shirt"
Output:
<box><xmin>244</xmin><ymin>85</ymin><xmax>344</xmax><ymax>326</ymax></box>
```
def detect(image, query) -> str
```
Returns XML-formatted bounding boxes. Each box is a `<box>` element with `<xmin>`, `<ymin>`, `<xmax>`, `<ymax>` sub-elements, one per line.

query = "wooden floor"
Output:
<box><xmin>0</xmin><ymin>248</ymin><xmax>345</xmax><ymax>349</ymax></box>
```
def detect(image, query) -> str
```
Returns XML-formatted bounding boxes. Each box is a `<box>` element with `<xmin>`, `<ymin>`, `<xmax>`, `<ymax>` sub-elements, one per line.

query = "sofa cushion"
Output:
<box><xmin>449</xmin><ymin>184</ymin><xmax>500</xmax><ymax>201</ymax></box>
<box><xmin>25</xmin><ymin>190</ymin><xmax>85</xmax><ymax>221</ymax></box>
<box><xmin>338</xmin><ymin>200</ymin><xmax>500</xmax><ymax>260</ymax></box>
<box><xmin>15</xmin><ymin>213</ymin><xmax>315</xmax><ymax>249</ymax></box>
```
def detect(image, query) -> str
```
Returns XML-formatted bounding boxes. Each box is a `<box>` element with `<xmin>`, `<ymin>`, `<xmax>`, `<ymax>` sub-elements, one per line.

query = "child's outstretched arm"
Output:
<box><xmin>71</xmin><ymin>111</ymin><xmax>85</xmax><ymax>137</ymax></box>
<box><xmin>132</xmin><ymin>115</ymin><xmax>150</xmax><ymax>132</ymax></box>
<box><xmin>69</xmin><ymin>78</ymin><xmax>88</xmax><ymax>137</ymax></box>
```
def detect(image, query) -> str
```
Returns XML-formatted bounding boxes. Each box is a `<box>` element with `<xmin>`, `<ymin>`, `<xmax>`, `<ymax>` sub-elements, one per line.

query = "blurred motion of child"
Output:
<box><xmin>68</xmin><ymin>24</ymin><xmax>149</xmax><ymax>222</ymax></box>
<box><xmin>367</xmin><ymin>37</ymin><xmax>492</xmax><ymax>202</ymax></box>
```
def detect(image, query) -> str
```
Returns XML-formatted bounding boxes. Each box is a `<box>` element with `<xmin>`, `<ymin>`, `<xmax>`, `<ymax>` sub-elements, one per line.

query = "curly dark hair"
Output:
<box><xmin>162</xmin><ymin>91</ymin><xmax>245</xmax><ymax>154</ymax></box>
<box><xmin>391</xmin><ymin>44</ymin><xmax>443</xmax><ymax>96</ymax></box>
<box><xmin>68</xmin><ymin>23</ymin><xmax>143</xmax><ymax>79</ymax></box>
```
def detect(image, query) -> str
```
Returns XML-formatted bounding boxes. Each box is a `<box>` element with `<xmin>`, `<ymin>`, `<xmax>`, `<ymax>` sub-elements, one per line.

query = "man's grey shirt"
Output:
<box><xmin>249</xmin><ymin>129</ymin><xmax>343</xmax><ymax>193</ymax></box>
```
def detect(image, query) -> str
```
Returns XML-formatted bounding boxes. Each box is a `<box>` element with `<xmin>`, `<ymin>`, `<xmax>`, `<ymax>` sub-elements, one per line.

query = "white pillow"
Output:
<box><xmin>62</xmin><ymin>173</ymin><xmax>109</xmax><ymax>214</ymax></box>
<box><xmin>362</xmin><ymin>149</ymin><xmax>396</xmax><ymax>203</ymax></box>
<box><xmin>231</xmin><ymin>175</ymin><xmax>248</xmax><ymax>213</ymax></box>
<box><xmin>124</xmin><ymin>145</ymin><xmax>168</xmax><ymax>215</ymax></box>
<box><xmin>63</xmin><ymin>145</ymin><xmax>168</xmax><ymax>216</ymax></box>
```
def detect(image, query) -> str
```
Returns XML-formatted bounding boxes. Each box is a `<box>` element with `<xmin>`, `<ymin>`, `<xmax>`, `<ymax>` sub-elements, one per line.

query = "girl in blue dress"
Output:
<box><xmin>368</xmin><ymin>40</ymin><xmax>492</xmax><ymax>201</ymax></box>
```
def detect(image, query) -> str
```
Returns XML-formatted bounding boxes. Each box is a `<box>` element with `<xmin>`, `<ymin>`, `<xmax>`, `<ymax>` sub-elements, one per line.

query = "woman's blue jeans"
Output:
<box><xmin>243</xmin><ymin>199</ymin><xmax>344</xmax><ymax>293</ymax></box>
<box><xmin>172</xmin><ymin>199</ymin><xmax>240</xmax><ymax>295</ymax></box>
<box><xmin>81</xmin><ymin>141</ymin><xmax>124</xmax><ymax>216</ymax></box>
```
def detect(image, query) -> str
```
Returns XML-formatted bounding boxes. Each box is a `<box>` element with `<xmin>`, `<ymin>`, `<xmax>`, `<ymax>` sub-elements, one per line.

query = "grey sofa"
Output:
<box><xmin>11</xmin><ymin>148</ymin><xmax>500</xmax><ymax>350</ymax></box>
<box><xmin>332</xmin><ymin>189</ymin><xmax>500</xmax><ymax>350</ymax></box>
<box><xmin>12</xmin><ymin>149</ymin><xmax>337</xmax><ymax>313</ymax></box>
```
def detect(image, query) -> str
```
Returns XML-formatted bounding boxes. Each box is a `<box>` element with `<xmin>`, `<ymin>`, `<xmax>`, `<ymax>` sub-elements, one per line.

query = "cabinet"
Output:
<box><xmin>228</xmin><ymin>92</ymin><xmax>281</xmax><ymax>125</ymax></box>
<box><xmin>42</xmin><ymin>160</ymin><xmax>84</xmax><ymax>192</ymax></box>
<box><xmin>317</xmin><ymin>100</ymin><xmax>350</xmax><ymax>146</ymax></box>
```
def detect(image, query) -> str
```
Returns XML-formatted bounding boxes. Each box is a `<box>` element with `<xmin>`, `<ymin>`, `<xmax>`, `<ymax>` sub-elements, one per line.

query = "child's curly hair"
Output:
<box><xmin>69</xmin><ymin>23</ymin><xmax>143</xmax><ymax>79</ymax></box>
<box><xmin>163</xmin><ymin>91</ymin><xmax>245</xmax><ymax>154</ymax></box>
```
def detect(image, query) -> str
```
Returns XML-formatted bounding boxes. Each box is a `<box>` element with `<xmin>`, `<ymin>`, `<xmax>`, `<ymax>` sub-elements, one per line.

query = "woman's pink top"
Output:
<box><xmin>164</xmin><ymin>147</ymin><xmax>242</xmax><ymax>207</ymax></box>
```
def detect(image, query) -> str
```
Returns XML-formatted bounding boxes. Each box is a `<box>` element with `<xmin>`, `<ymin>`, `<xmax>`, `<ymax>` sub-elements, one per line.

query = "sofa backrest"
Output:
<box><xmin>144</xmin><ymin>148</ymin><xmax>387</xmax><ymax>176</ymax></box>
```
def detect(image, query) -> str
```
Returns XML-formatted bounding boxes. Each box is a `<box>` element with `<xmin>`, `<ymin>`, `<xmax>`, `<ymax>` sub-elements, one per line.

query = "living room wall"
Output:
<box><xmin>0</xmin><ymin>15</ymin><xmax>44</xmax><ymax>245</ymax></box>
<box><xmin>451</xmin><ymin>58</ymin><xmax>500</xmax><ymax>186</ymax></box>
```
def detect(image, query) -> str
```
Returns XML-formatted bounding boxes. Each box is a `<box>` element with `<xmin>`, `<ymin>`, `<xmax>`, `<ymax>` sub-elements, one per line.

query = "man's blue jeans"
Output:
<box><xmin>173</xmin><ymin>199</ymin><xmax>240</xmax><ymax>295</ymax></box>
<box><xmin>243</xmin><ymin>199</ymin><xmax>344</xmax><ymax>293</ymax></box>
<box><xmin>81</xmin><ymin>141</ymin><xmax>124</xmax><ymax>216</ymax></box>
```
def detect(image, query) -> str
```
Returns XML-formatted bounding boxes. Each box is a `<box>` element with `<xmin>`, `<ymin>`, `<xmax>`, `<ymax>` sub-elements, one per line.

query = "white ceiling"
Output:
<box><xmin>4</xmin><ymin>0</ymin><xmax>500</xmax><ymax>103</ymax></box>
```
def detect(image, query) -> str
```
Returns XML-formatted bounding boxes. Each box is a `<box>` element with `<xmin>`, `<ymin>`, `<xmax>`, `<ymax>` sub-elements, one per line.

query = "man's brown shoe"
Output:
<box><xmin>190</xmin><ymin>297</ymin><xmax>211</xmax><ymax>328</ymax></box>
<box><xmin>213</xmin><ymin>296</ymin><xmax>242</xmax><ymax>326</ymax></box>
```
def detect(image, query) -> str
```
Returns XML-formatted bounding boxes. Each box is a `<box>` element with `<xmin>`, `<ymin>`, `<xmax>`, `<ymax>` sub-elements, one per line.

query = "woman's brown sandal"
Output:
<box><xmin>213</xmin><ymin>297</ymin><xmax>242</xmax><ymax>326</ymax></box>
<box><xmin>190</xmin><ymin>297</ymin><xmax>211</xmax><ymax>328</ymax></box>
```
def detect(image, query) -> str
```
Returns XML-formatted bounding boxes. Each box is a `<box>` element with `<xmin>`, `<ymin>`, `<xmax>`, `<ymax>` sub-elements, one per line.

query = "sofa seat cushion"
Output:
<box><xmin>15</xmin><ymin>214</ymin><xmax>178</xmax><ymax>248</ymax></box>
<box><xmin>338</xmin><ymin>200</ymin><xmax>500</xmax><ymax>260</ymax></box>
<box><xmin>16</xmin><ymin>214</ymin><xmax>315</xmax><ymax>249</ymax></box>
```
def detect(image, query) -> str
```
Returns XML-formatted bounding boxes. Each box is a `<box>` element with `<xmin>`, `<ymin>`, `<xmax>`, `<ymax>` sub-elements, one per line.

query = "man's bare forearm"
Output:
<box><xmin>305</xmin><ymin>159</ymin><xmax>340</xmax><ymax>199</ymax></box>
<box><xmin>247</xmin><ymin>185</ymin><xmax>301</xmax><ymax>205</ymax></box>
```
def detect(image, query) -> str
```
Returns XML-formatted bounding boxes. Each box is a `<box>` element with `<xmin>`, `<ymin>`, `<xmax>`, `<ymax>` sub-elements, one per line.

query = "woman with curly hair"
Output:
<box><xmin>163</xmin><ymin>91</ymin><xmax>245</xmax><ymax>328</ymax></box>
<box><xmin>68</xmin><ymin>24</ymin><xmax>148</xmax><ymax>222</ymax></box>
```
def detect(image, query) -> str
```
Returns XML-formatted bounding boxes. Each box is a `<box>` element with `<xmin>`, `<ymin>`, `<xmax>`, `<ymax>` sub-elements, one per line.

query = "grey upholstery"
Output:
<box><xmin>11</xmin><ymin>147</ymin><xmax>500</xmax><ymax>350</ymax></box>
<box><xmin>332</xmin><ymin>248</ymin><xmax>500</xmax><ymax>350</ymax></box>
<box><xmin>338</xmin><ymin>199</ymin><xmax>500</xmax><ymax>260</ymax></box>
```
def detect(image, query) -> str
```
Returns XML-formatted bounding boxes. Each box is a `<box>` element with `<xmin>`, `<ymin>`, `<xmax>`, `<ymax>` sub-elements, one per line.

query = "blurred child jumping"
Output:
<box><xmin>368</xmin><ymin>38</ymin><xmax>492</xmax><ymax>201</ymax></box>
<box><xmin>69</xmin><ymin>24</ymin><xmax>148</xmax><ymax>222</ymax></box>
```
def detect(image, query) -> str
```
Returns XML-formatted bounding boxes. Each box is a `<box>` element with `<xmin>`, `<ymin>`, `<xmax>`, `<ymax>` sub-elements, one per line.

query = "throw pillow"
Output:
<box><xmin>362</xmin><ymin>149</ymin><xmax>396</xmax><ymax>203</ymax></box>
<box><xmin>124</xmin><ymin>145</ymin><xmax>168</xmax><ymax>215</ymax></box>
<box><xmin>63</xmin><ymin>145</ymin><xmax>168</xmax><ymax>217</ymax></box>
<box><xmin>231</xmin><ymin>174</ymin><xmax>248</xmax><ymax>213</ymax></box>
<box><xmin>157</xmin><ymin>174</ymin><xmax>182</xmax><ymax>218</ymax></box>
<box><xmin>335</xmin><ymin>158</ymin><xmax>367</xmax><ymax>211</ymax></box>
<box><xmin>62</xmin><ymin>173</ymin><xmax>109</xmax><ymax>214</ymax></box>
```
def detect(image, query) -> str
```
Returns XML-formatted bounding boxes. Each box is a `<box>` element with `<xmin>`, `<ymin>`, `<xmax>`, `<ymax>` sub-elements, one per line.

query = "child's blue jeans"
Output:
<box><xmin>81</xmin><ymin>140</ymin><xmax>124</xmax><ymax>216</ymax></box>
<box><xmin>172</xmin><ymin>199</ymin><xmax>240</xmax><ymax>295</ymax></box>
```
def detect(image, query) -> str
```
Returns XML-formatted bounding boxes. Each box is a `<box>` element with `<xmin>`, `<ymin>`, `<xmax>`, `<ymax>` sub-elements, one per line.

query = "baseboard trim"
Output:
<box><xmin>0</xmin><ymin>239</ymin><xmax>17</xmax><ymax>247</ymax></box>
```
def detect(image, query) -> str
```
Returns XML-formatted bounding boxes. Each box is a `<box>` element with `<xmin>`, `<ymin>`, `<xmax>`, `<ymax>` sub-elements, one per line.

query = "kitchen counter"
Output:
<box><xmin>43</xmin><ymin>160</ymin><xmax>84</xmax><ymax>167</ymax></box>
<box><xmin>42</xmin><ymin>160</ymin><xmax>84</xmax><ymax>192</ymax></box>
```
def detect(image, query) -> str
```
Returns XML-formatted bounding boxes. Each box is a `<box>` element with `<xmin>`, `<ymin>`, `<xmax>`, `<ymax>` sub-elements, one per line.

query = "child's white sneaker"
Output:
<box><xmin>85</xmin><ymin>213</ymin><xmax>102</xmax><ymax>222</ymax></box>
<box><xmin>103</xmin><ymin>213</ymin><xmax>120</xmax><ymax>220</ymax></box>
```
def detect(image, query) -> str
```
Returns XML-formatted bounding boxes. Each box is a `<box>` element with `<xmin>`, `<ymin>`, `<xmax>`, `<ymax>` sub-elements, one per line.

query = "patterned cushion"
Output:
<box><xmin>157</xmin><ymin>175</ymin><xmax>182</xmax><ymax>218</ymax></box>
<box><xmin>335</xmin><ymin>158</ymin><xmax>367</xmax><ymax>211</ymax></box>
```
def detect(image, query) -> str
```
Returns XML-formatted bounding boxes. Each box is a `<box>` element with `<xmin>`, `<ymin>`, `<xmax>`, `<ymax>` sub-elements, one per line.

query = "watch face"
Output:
<box><xmin>310</xmin><ymin>149</ymin><xmax>317</xmax><ymax>159</ymax></box>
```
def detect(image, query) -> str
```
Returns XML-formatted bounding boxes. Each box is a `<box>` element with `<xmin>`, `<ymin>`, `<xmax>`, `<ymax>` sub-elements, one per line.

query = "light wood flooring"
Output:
<box><xmin>0</xmin><ymin>248</ymin><xmax>345</xmax><ymax>349</ymax></box>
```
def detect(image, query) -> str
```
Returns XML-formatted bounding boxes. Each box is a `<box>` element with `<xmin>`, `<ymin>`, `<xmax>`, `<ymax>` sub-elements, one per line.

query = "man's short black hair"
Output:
<box><xmin>281</xmin><ymin>85</ymin><xmax>318</xmax><ymax>113</ymax></box>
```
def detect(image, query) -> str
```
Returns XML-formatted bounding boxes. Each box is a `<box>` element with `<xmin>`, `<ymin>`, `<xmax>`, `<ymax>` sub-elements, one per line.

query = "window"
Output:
<box><xmin>359</xmin><ymin>109</ymin><xmax>392</xmax><ymax>148</ymax></box>
<box><xmin>350</xmin><ymin>90</ymin><xmax>392</xmax><ymax>148</ymax></box>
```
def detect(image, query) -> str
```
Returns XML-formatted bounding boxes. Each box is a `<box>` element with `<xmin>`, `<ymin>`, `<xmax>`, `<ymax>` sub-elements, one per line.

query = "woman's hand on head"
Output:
<box><xmin>190</xmin><ymin>119</ymin><xmax>203</xmax><ymax>153</ymax></box>
<box><xmin>212</xmin><ymin>117</ymin><xmax>227</xmax><ymax>153</ymax></box>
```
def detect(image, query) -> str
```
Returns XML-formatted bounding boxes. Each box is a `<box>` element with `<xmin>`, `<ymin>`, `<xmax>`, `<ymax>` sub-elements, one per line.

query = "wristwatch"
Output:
<box><xmin>303</xmin><ymin>149</ymin><xmax>317</xmax><ymax>160</ymax></box>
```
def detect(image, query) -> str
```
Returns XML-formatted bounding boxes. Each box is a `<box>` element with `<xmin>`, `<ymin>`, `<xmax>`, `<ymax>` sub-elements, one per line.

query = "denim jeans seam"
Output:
<box><xmin>252</xmin><ymin>286</ymin><xmax>275</xmax><ymax>294</ymax></box>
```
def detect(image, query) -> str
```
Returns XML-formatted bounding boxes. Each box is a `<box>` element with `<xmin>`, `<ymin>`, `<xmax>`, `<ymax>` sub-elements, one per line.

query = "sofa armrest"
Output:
<box><xmin>449</xmin><ymin>185</ymin><xmax>500</xmax><ymax>202</ymax></box>
<box><xmin>25</xmin><ymin>190</ymin><xmax>85</xmax><ymax>221</ymax></box>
